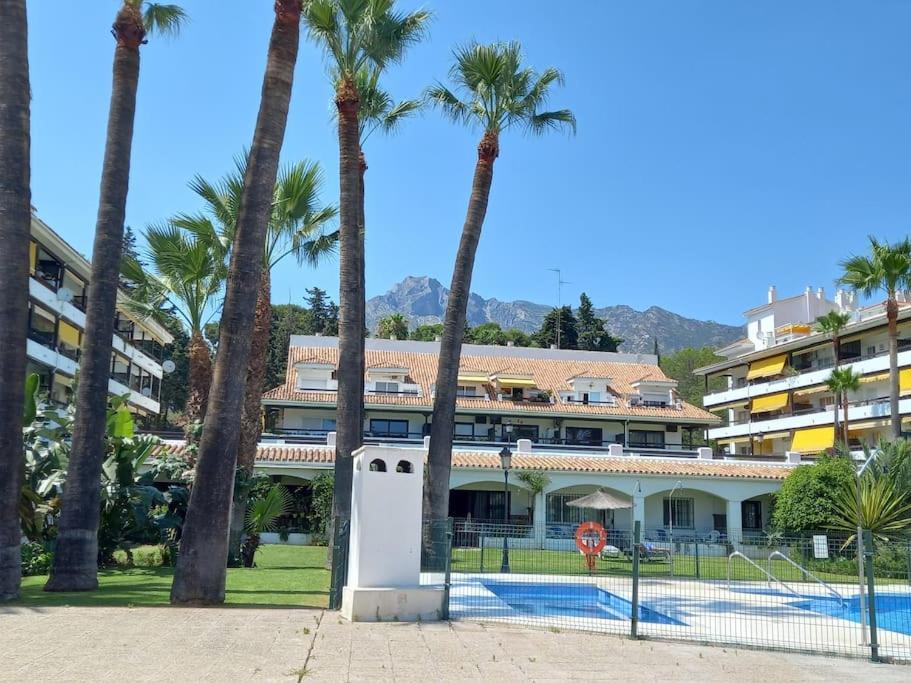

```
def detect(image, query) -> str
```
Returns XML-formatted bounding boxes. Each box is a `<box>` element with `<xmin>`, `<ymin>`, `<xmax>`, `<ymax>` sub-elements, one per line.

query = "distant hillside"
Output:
<box><xmin>366</xmin><ymin>276</ymin><xmax>743</xmax><ymax>354</ymax></box>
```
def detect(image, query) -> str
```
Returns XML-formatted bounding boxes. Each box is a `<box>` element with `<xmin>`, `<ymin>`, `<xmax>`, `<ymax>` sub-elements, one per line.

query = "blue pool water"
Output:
<box><xmin>791</xmin><ymin>593</ymin><xmax>911</xmax><ymax>636</ymax></box>
<box><xmin>482</xmin><ymin>581</ymin><xmax>684</xmax><ymax>625</ymax></box>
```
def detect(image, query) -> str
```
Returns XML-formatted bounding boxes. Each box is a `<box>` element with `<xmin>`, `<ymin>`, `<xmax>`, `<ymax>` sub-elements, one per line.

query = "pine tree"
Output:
<box><xmin>533</xmin><ymin>306</ymin><xmax>578</xmax><ymax>349</ymax></box>
<box><xmin>576</xmin><ymin>292</ymin><xmax>622</xmax><ymax>352</ymax></box>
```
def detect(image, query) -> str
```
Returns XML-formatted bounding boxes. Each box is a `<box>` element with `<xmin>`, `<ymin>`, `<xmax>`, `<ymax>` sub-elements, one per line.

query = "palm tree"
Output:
<box><xmin>830</xmin><ymin>474</ymin><xmax>911</xmax><ymax>545</ymax></box>
<box><xmin>816</xmin><ymin>310</ymin><xmax>852</xmax><ymax>439</ymax></box>
<box><xmin>376</xmin><ymin>313</ymin><xmax>409</xmax><ymax>339</ymax></box>
<box><xmin>170</xmin><ymin>0</ymin><xmax>304</xmax><ymax>605</ymax></box>
<box><xmin>304</xmin><ymin>0</ymin><xmax>430</xmax><ymax>543</ymax></box>
<box><xmin>0</xmin><ymin>0</ymin><xmax>31</xmax><ymax>602</ymax></box>
<box><xmin>121</xmin><ymin>219</ymin><xmax>228</xmax><ymax>438</ymax></box>
<box><xmin>45</xmin><ymin>1</ymin><xmax>185</xmax><ymax>593</ymax></box>
<box><xmin>424</xmin><ymin>42</ymin><xmax>575</xmax><ymax>523</ymax></box>
<box><xmin>839</xmin><ymin>237</ymin><xmax>911</xmax><ymax>439</ymax></box>
<box><xmin>825</xmin><ymin>367</ymin><xmax>861</xmax><ymax>452</ymax></box>
<box><xmin>202</xmin><ymin>159</ymin><xmax>337</xmax><ymax>561</ymax></box>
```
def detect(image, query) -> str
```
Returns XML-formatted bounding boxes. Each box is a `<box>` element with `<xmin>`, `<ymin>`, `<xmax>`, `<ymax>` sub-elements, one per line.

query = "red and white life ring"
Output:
<box><xmin>574</xmin><ymin>521</ymin><xmax>607</xmax><ymax>555</ymax></box>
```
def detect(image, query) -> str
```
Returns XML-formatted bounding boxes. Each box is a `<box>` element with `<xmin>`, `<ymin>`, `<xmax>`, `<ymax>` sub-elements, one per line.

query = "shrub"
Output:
<box><xmin>21</xmin><ymin>542</ymin><xmax>52</xmax><ymax>577</ymax></box>
<box><xmin>308</xmin><ymin>473</ymin><xmax>334</xmax><ymax>545</ymax></box>
<box><xmin>772</xmin><ymin>454</ymin><xmax>855</xmax><ymax>533</ymax></box>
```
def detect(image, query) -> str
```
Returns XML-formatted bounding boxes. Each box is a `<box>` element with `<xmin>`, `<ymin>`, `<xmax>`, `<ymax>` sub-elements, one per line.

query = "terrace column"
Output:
<box><xmin>632</xmin><ymin>494</ymin><xmax>645</xmax><ymax>530</ymax></box>
<box><xmin>726</xmin><ymin>499</ymin><xmax>743</xmax><ymax>545</ymax></box>
<box><xmin>533</xmin><ymin>491</ymin><xmax>546</xmax><ymax>548</ymax></box>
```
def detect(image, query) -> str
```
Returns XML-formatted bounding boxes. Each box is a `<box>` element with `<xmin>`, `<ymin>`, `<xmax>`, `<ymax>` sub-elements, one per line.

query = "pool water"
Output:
<box><xmin>792</xmin><ymin>593</ymin><xmax>911</xmax><ymax>636</ymax></box>
<box><xmin>482</xmin><ymin>581</ymin><xmax>684</xmax><ymax>625</ymax></box>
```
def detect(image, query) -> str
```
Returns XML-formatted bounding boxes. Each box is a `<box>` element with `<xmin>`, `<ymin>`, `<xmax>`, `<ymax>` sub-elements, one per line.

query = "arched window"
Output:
<box><xmin>369</xmin><ymin>458</ymin><xmax>387</xmax><ymax>472</ymax></box>
<box><xmin>396</xmin><ymin>460</ymin><xmax>413</xmax><ymax>474</ymax></box>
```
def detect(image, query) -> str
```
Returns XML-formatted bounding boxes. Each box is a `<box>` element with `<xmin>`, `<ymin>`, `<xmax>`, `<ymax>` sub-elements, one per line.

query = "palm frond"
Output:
<box><xmin>526</xmin><ymin>109</ymin><xmax>577</xmax><ymax>136</ymax></box>
<box><xmin>295</xmin><ymin>229</ymin><xmax>340</xmax><ymax>267</ymax></box>
<box><xmin>141</xmin><ymin>3</ymin><xmax>187</xmax><ymax>38</ymax></box>
<box><xmin>245</xmin><ymin>485</ymin><xmax>293</xmax><ymax>534</ymax></box>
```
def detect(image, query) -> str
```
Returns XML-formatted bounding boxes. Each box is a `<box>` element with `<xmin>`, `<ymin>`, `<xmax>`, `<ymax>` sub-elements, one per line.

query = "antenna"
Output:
<box><xmin>547</xmin><ymin>268</ymin><xmax>570</xmax><ymax>349</ymax></box>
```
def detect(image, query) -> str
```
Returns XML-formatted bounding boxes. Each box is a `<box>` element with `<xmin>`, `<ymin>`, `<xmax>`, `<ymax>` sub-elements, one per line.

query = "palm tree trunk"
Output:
<box><xmin>185</xmin><ymin>329</ymin><xmax>212</xmax><ymax>445</ymax></box>
<box><xmin>329</xmin><ymin>78</ymin><xmax>363</xmax><ymax>536</ymax></box>
<box><xmin>170</xmin><ymin>0</ymin><xmax>301</xmax><ymax>605</ymax></box>
<box><xmin>888</xmin><ymin>296</ymin><xmax>901</xmax><ymax>439</ymax></box>
<box><xmin>425</xmin><ymin>130</ymin><xmax>499</xmax><ymax>523</ymax></box>
<box><xmin>0</xmin><ymin>0</ymin><xmax>31</xmax><ymax>602</ymax></box>
<box><xmin>842</xmin><ymin>390</ymin><xmax>850</xmax><ymax>452</ymax></box>
<box><xmin>228</xmin><ymin>269</ymin><xmax>272</xmax><ymax>560</ymax></box>
<box><xmin>46</xmin><ymin>5</ymin><xmax>145</xmax><ymax>592</ymax></box>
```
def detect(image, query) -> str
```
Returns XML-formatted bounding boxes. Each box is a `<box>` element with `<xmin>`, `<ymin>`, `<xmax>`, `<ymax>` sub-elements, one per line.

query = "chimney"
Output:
<box><xmin>817</xmin><ymin>287</ymin><xmax>825</xmax><ymax>301</ymax></box>
<box><xmin>550</xmin><ymin>344</ymin><xmax>558</xmax><ymax>350</ymax></box>
<box><xmin>516</xmin><ymin>438</ymin><xmax>532</xmax><ymax>454</ymax></box>
<box><xmin>768</xmin><ymin>286</ymin><xmax>776</xmax><ymax>304</ymax></box>
<box><xmin>506</xmin><ymin>341</ymin><xmax>514</xmax><ymax>347</ymax></box>
<box><xmin>390</xmin><ymin>334</ymin><xmax>398</xmax><ymax>341</ymax></box>
<box><xmin>433</xmin><ymin>335</ymin><xmax>441</xmax><ymax>342</ymax></box>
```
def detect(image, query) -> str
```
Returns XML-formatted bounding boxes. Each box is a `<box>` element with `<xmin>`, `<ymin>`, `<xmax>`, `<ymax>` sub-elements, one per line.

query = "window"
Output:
<box><xmin>57</xmin><ymin>320</ymin><xmax>81</xmax><ymax>360</ymax></box>
<box><xmin>581</xmin><ymin>392</ymin><xmax>601</xmax><ymax>404</ymax></box>
<box><xmin>742</xmin><ymin>500</ymin><xmax>762</xmax><ymax>530</ymax></box>
<box><xmin>111</xmin><ymin>353</ymin><xmax>130</xmax><ymax>386</ymax></box>
<box><xmin>547</xmin><ymin>493</ymin><xmax>606</xmax><ymax>525</ymax></box>
<box><xmin>454</xmin><ymin>422</ymin><xmax>475</xmax><ymax>438</ymax></box>
<box><xmin>374</xmin><ymin>381</ymin><xmax>399</xmax><ymax>394</ymax></box>
<box><xmin>369</xmin><ymin>419</ymin><xmax>408</xmax><ymax>438</ymax></box>
<box><xmin>33</xmin><ymin>246</ymin><xmax>63</xmax><ymax>290</ymax></box>
<box><xmin>28</xmin><ymin>304</ymin><xmax>57</xmax><ymax>348</ymax></box>
<box><xmin>506</xmin><ymin>424</ymin><xmax>539</xmax><ymax>442</ymax></box>
<box><xmin>629</xmin><ymin>430</ymin><xmax>665</xmax><ymax>448</ymax></box>
<box><xmin>61</xmin><ymin>270</ymin><xmax>86</xmax><ymax>310</ymax></box>
<box><xmin>663</xmin><ymin>498</ymin><xmax>694</xmax><ymax>528</ymax></box>
<box><xmin>565</xmin><ymin>427</ymin><xmax>603</xmax><ymax>446</ymax></box>
<box><xmin>321</xmin><ymin>418</ymin><xmax>337</xmax><ymax>431</ymax></box>
<box><xmin>456</xmin><ymin>385</ymin><xmax>477</xmax><ymax>397</ymax></box>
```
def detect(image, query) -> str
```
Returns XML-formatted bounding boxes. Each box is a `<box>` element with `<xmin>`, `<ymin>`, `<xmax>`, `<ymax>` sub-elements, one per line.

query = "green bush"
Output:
<box><xmin>21</xmin><ymin>542</ymin><xmax>53</xmax><ymax>576</ymax></box>
<box><xmin>112</xmin><ymin>544</ymin><xmax>168</xmax><ymax>568</ymax></box>
<box><xmin>772</xmin><ymin>454</ymin><xmax>855</xmax><ymax>533</ymax></box>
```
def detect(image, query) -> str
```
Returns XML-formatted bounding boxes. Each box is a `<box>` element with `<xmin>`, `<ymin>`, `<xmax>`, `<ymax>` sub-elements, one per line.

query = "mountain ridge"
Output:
<box><xmin>366</xmin><ymin>276</ymin><xmax>743</xmax><ymax>354</ymax></box>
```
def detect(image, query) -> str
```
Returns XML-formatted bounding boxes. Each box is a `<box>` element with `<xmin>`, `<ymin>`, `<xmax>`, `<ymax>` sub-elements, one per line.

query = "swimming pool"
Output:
<box><xmin>791</xmin><ymin>593</ymin><xmax>911</xmax><ymax>636</ymax></box>
<box><xmin>482</xmin><ymin>581</ymin><xmax>684</xmax><ymax>625</ymax></box>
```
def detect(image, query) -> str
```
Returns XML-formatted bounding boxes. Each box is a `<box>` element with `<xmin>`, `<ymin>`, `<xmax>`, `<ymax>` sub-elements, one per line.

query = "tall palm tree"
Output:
<box><xmin>215</xmin><ymin>159</ymin><xmax>337</xmax><ymax>560</ymax></box>
<box><xmin>839</xmin><ymin>237</ymin><xmax>911</xmax><ymax>439</ymax></box>
<box><xmin>816</xmin><ymin>310</ymin><xmax>852</xmax><ymax>438</ymax></box>
<box><xmin>121</xmin><ymin>219</ymin><xmax>229</xmax><ymax>437</ymax></box>
<box><xmin>170</xmin><ymin>0</ymin><xmax>304</xmax><ymax>605</ymax></box>
<box><xmin>825</xmin><ymin>367</ymin><xmax>861</xmax><ymax>452</ymax></box>
<box><xmin>46</xmin><ymin>0</ymin><xmax>185</xmax><ymax>593</ymax></box>
<box><xmin>424</xmin><ymin>41</ymin><xmax>575</xmax><ymax>522</ymax></box>
<box><xmin>304</xmin><ymin>0</ymin><xmax>430</xmax><ymax>542</ymax></box>
<box><xmin>0</xmin><ymin>0</ymin><xmax>31</xmax><ymax>602</ymax></box>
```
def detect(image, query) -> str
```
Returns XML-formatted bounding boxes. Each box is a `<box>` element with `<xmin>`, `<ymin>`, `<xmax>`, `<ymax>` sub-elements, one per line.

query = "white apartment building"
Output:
<box><xmin>696</xmin><ymin>285</ymin><xmax>911</xmax><ymax>457</ymax></box>
<box><xmin>27</xmin><ymin>213</ymin><xmax>173</xmax><ymax>416</ymax></box>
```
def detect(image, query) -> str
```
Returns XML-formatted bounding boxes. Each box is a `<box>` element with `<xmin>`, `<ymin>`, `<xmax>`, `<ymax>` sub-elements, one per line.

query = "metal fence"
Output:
<box><xmin>444</xmin><ymin>520</ymin><xmax>911</xmax><ymax>663</ymax></box>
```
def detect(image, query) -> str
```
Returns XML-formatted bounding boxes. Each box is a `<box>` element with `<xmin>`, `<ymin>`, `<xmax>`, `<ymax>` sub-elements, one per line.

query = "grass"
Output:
<box><xmin>451</xmin><ymin>547</ymin><xmax>907</xmax><ymax>584</ymax></box>
<box><xmin>16</xmin><ymin>545</ymin><xmax>330</xmax><ymax>608</ymax></box>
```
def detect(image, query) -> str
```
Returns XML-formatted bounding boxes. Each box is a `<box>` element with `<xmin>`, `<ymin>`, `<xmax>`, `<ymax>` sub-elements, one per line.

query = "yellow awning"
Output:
<box><xmin>58</xmin><ymin>321</ymin><xmax>80</xmax><ymax>348</ymax></box>
<box><xmin>746</xmin><ymin>354</ymin><xmax>788</xmax><ymax>380</ymax></box>
<box><xmin>751</xmin><ymin>392</ymin><xmax>789</xmax><ymax>414</ymax></box>
<box><xmin>790</xmin><ymin>426</ymin><xmax>835</xmax><ymax>454</ymax></box>
<box><xmin>496</xmin><ymin>377</ymin><xmax>536</xmax><ymax>388</ymax></box>
<box><xmin>717</xmin><ymin>436</ymin><xmax>751</xmax><ymax>446</ymax></box>
<box><xmin>29</xmin><ymin>242</ymin><xmax>37</xmax><ymax>275</ymax></box>
<box><xmin>793</xmin><ymin>385</ymin><xmax>830</xmax><ymax>397</ymax></box>
<box><xmin>860</xmin><ymin>372</ymin><xmax>889</xmax><ymax>384</ymax></box>
<box><xmin>457</xmin><ymin>374</ymin><xmax>488</xmax><ymax>384</ymax></box>
<box><xmin>759</xmin><ymin>431</ymin><xmax>791</xmax><ymax>440</ymax></box>
<box><xmin>901</xmin><ymin>369</ymin><xmax>911</xmax><ymax>395</ymax></box>
<box><xmin>848</xmin><ymin>420</ymin><xmax>888</xmax><ymax>433</ymax></box>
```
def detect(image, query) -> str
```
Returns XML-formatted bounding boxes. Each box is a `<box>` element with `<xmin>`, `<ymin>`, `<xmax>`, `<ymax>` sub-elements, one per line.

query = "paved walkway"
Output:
<box><xmin>1</xmin><ymin>606</ymin><xmax>906</xmax><ymax>681</ymax></box>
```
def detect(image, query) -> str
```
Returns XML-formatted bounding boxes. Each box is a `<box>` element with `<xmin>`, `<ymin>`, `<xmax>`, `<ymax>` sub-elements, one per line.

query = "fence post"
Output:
<box><xmin>863</xmin><ymin>530</ymin><xmax>879</xmax><ymax>662</ymax></box>
<box><xmin>694</xmin><ymin>539</ymin><xmax>700</xmax><ymax>579</ymax></box>
<box><xmin>442</xmin><ymin>518</ymin><xmax>453</xmax><ymax>621</ymax></box>
<box><xmin>479</xmin><ymin>531</ymin><xmax>485</xmax><ymax>573</ymax></box>
<box><xmin>630</xmin><ymin>521</ymin><xmax>641</xmax><ymax>639</ymax></box>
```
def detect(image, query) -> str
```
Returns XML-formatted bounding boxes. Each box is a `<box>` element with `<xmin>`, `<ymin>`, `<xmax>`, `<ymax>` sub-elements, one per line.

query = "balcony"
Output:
<box><xmin>704</xmin><ymin>348</ymin><xmax>911</xmax><ymax>409</ymax></box>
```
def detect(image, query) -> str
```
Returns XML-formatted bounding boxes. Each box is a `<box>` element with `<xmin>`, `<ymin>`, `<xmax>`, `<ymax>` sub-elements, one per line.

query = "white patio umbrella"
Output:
<box><xmin>566</xmin><ymin>489</ymin><xmax>633</xmax><ymax>510</ymax></box>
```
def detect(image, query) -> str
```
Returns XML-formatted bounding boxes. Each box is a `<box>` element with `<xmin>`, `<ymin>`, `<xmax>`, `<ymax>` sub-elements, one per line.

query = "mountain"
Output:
<box><xmin>366</xmin><ymin>276</ymin><xmax>743</xmax><ymax>354</ymax></box>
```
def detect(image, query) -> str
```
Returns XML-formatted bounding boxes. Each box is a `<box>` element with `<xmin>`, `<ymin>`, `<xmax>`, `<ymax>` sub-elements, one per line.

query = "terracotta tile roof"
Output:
<box><xmin>263</xmin><ymin>343</ymin><xmax>720</xmax><ymax>423</ymax></box>
<box><xmin>153</xmin><ymin>443</ymin><xmax>788</xmax><ymax>480</ymax></box>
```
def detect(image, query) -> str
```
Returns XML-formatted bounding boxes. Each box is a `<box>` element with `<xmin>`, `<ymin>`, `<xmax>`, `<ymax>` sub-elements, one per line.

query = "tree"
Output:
<box><xmin>0</xmin><ymin>0</ymin><xmax>31</xmax><ymax>602</ymax></box>
<box><xmin>771</xmin><ymin>454</ymin><xmax>855</xmax><ymax>533</ymax></box>
<box><xmin>533</xmin><ymin>306</ymin><xmax>578</xmax><ymax>349</ymax></box>
<box><xmin>170</xmin><ymin>0</ymin><xmax>302</xmax><ymax>605</ymax></box>
<box><xmin>815</xmin><ymin>311</ymin><xmax>852</xmax><ymax>370</ymax></box>
<box><xmin>503</xmin><ymin>328</ymin><xmax>533</xmax><ymax>347</ymax></box>
<box><xmin>376</xmin><ymin>313</ymin><xmax>409</xmax><ymax>339</ymax></box>
<box><xmin>576</xmin><ymin>293</ymin><xmax>621</xmax><ymax>352</ymax></box>
<box><xmin>410</xmin><ymin>323</ymin><xmax>444</xmax><ymax>341</ymax></box>
<box><xmin>304</xmin><ymin>0</ymin><xmax>430</xmax><ymax>556</ymax></box>
<box><xmin>305</xmin><ymin>287</ymin><xmax>338</xmax><ymax>335</ymax></box>
<box><xmin>425</xmin><ymin>41</ymin><xmax>575</xmax><ymax>523</ymax></box>
<box><xmin>192</xmin><ymin>158</ymin><xmax>336</xmax><ymax>562</ymax></box>
<box><xmin>465</xmin><ymin>322</ymin><xmax>505</xmax><ymax>345</ymax></box>
<box><xmin>829</xmin><ymin>474</ymin><xmax>911</xmax><ymax>545</ymax></box>
<box><xmin>47</xmin><ymin>0</ymin><xmax>186</xmax><ymax>594</ymax></box>
<box><xmin>660</xmin><ymin>347</ymin><xmax>727</xmax><ymax>408</ymax></box>
<box><xmin>121</xmin><ymin>220</ymin><xmax>227</xmax><ymax>438</ymax></box>
<box><xmin>516</xmin><ymin>470</ymin><xmax>550</xmax><ymax>523</ymax></box>
<box><xmin>825</xmin><ymin>368</ymin><xmax>860</xmax><ymax>452</ymax></box>
<box><xmin>241</xmin><ymin>484</ymin><xmax>293</xmax><ymax>567</ymax></box>
<box><xmin>839</xmin><ymin>237</ymin><xmax>911</xmax><ymax>439</ymax></box>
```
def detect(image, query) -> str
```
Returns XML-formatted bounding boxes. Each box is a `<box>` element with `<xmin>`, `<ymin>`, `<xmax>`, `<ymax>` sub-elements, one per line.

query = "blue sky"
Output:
<box><xmin>27</xmin><ymin>1</ymin><xmax>911</xmax><ymax>326</ymax></box>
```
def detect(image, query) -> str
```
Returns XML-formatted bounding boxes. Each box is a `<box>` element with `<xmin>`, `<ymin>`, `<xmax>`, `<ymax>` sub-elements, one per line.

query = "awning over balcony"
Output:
<box><xmin>901</xmin><ymin>368</ymin><xmax>911</xmax><ymax>395</ymax></box>
<box><xmin>751</xmin><ymin>391</ymin><xmax>789</xmax><ymax>414</ymax></box>
<box><xmin>496</xmin><ymin>377</ymin><xmax>536</xmax><ymax>388</ymax></box>
<box><xmin>457</xmin><ymin>373</ymin><xmax>489</xmax><ymax>384</ymax></box>
<box><xmin>793</xmin><ymin>385</ymin><xmax>829</xmax><ymax>397</ymax></box>
<box><xmin>859</xmin><ymin>372</ymin><xmax>889</xmax><ymax>384</ymax></box>
<box><xmin>790</xmin><ymin>426</ymin><xmax>835</xmax><ymax>454</ymax></box>
<box><xmin>58</xmin><ymin>320</ymin><xmax>80</xmax><ymax>347</ymax></box>
<box><xmin>746</xmin><ymin>354</ymin><xmax>787</xmax><ymax>380</ymax></box>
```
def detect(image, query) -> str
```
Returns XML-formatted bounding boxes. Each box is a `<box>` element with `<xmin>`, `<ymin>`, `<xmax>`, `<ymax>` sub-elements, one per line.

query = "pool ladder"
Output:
<box><xmin>767</xmin><ymin>551</ymin><xmax>845</xmax><ymax>607</ymax></box>
<box><xmin>727</xmin><ymin>551</ymin><xmax>801</xmax><ymax>598</ymax></box>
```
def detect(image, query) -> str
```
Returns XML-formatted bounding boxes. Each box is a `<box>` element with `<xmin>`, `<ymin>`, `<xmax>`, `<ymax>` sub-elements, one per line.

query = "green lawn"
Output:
<box><xmin>451</xmin><ymin>547</ymin><xmax>901</xmax><ymax>584</ymax></box>
<box><xmin>17</xmin><ymin>545</ymin><xmax>330</xmax><ymax>608</ymax></box>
